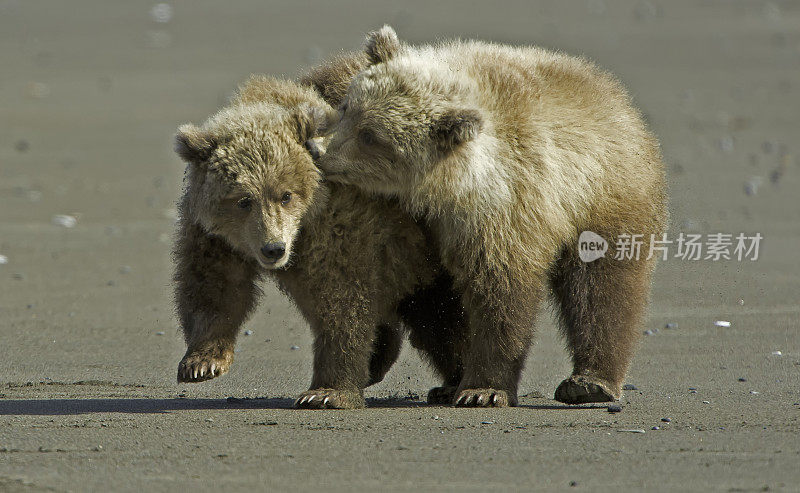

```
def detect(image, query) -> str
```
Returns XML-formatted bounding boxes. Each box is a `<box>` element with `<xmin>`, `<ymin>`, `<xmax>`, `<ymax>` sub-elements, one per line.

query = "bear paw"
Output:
<box><xmin>554</xmin><ymin>375</ymin><xmax>618</xmax><ymax>404</ymax></box>
<box><xmin>177</xmin><ymin>347</ymin><xmax>233</xmax><ymax>383</ymax></box>
<box><xmin>454</xmin><ymin>388</ymin><xmax>514</xmax><ymax>407</ymax></box>
<box><xmin>427</xmin><ymin>386</ymin><xmax>458</xmax><ymax>405</ymax></box>
<box><xmin>295</xmin><ymin>389</ymin><xmax>365</xmax><ymax>409</ymax></box>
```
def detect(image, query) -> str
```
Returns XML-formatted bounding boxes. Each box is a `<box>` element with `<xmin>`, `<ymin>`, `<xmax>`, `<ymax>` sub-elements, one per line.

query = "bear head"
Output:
<box><xmin>316</xmin><ymin>25</ymin><xmax>484</xmax><ymax>196</ymax></box>
<box><xmin>175</xmin><ymin>89</ymin><xmax>330</xmax><ymax>269</ymax></box>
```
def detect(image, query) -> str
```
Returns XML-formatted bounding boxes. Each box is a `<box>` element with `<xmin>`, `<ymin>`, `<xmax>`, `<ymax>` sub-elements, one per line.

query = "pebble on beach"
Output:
<box><xmin>26</xmin><ymin>81</ymin><xmax>50</xmax><ymax>99</ymax></box>
<box><xmin>744</xmin><ymin>177</ymin><xmax>763</xmax><ymax>196</ymax></box>
<box><xmin>14</xmin><ymin>139</ymin><xmax>30</xmax><ymax>152</ymax></box>
<box><xmin>243</xmin><ymin>329</ymin><xmax>253</xmax><ymax>336</ymax></box>
<box><xmin>52</xmin><ymin>214</ymin><xmax>77</xmax><ymax>228</ymax></box>
<box><xmin>150</xmin><ymin>3</ymin><xmax>173</xmax><ymax>23</ymax></box>
<box><xmin>607</xmin><ymin>404</ymin><xmax>622</xmax><ymax>413</ymax></box>
<box><xmin>0</xmin><ymin>254</ymin><xmax>8</xmax><ymax>265</ymax></box>
<box><xmin>714</xmin><ymin>320</ymin><xmax>731</xmax><ymax>327</ymax></box>
<box><xmin>719</xmin><ymin>135</ymin><xmax>734</xmax><ymax>153</ymax></box>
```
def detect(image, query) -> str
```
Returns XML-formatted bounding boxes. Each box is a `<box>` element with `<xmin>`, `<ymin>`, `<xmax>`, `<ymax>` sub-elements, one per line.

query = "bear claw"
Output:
<box><xmin>453</xmin><ymin>388</ymin><xmax>514</xmax><ymax>407</ymax></box>
<box><xmin>427</xmin><ymin>386</ymin><xmax>458</xmax><ymax>405</ymax></box>
<box><xmin>554</xmin><ymin>375</ymin><xmax>618</xmax><ymax>404</ymax></box>
<box><xmin>295</xmin><ymin>389</ymin><xmax>365</xmax><ymax>409</ymax></box>
<box><xmin>177</xmin><ymin>347</ymin><xmax>233</xmax><ymax>383</ymax></box>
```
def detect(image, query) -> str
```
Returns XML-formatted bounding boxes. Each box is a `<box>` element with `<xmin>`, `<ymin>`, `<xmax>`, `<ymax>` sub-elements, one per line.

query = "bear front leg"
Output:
<box><xmin>454</xmin><ymin>272</ymin><xmax>546</xmax><ymax>407</ymax></box>
<box><xmin>174</xmin><ymin>222</ymin><xmax>261</xmax><ymax>383</ymax></box>
<box><xmin>295</xmin><ymin>318</ymin><xmax>377</xmax><ymax>409</ymax></box>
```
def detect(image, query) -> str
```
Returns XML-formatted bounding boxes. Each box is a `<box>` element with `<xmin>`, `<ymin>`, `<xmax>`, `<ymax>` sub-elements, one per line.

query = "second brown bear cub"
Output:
<box><xmin>318</xmin><ymin>27</ymin><xmax>669</xmax><ymax>407</ymax></box>
<box><xmin>172</xmin><ymin>55</ymin><xmax>467</xmax><ymax>408</ymax></box>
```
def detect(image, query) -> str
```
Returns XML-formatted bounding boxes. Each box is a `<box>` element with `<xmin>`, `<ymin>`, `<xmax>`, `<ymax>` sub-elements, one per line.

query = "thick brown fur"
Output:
<box><xmin>173</xmin><ymin>54</ymin><xmax>468</xmax><ymax>408</ymax></box>
<box><xmin>318</xmin><ymin>27</ymin><xmax>669</xmax><ymax>406</ymax></box>
<box><xmin>298</xmin><ymin>51</ymin><xmax>370</xmax><ymax>111</ymax></box>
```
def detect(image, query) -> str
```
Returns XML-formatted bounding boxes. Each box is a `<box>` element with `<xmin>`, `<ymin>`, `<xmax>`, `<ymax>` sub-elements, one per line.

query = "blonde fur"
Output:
<box><xmin>318</xmin><ymin>27</ymin><xmax>668</xmax><ymax>406</ymax></box>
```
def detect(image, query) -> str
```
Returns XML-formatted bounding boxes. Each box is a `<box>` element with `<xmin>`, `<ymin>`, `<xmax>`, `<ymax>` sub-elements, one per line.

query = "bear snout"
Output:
<box><xmin>261</xmin><ymin>242</ymin><xmax>286</xmax><ymax>262</ymax></box>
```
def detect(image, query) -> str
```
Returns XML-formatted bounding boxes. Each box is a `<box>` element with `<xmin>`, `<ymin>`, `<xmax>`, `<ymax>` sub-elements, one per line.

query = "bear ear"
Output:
<box><xmin>174</xmin><ymin>124</ymin><xmax>218</xmax><ymax>164</ymax></box>
<box><xmin>433</xmin><ymin>108</ymin><xmax>484</xmax><ymax>151</ymax></box>
<box><xmin>365</xmin><ymin>25</ymin><xmax>401</xmax><ymax>65</ymax></box>
<box><xmin>292</xmin><ymin>103</ymin><xmax>338</xmax><ymax>142</ymax></box>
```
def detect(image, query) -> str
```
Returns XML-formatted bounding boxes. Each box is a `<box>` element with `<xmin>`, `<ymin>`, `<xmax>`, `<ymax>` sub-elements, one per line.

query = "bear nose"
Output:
<box><xmin>261</xmin><ymin>242</ymin><xmax>286</xmax><ymax>261</ymax></box>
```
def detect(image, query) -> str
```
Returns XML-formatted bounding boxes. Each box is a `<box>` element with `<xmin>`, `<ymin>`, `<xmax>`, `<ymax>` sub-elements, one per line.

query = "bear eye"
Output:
<box><xmin>359</xmin><ymin>129</ymin><xmax>375</xmax><ymax>146</ymax></box>
<box><xmin>237</xmin><ymin>197</ymin><xmax>252</xmax><ymax>210</ymax></box>
<box><xmin>281</xmin><ymin>192</ymin><xmax>292</xmax><ymax>205</ymax></box>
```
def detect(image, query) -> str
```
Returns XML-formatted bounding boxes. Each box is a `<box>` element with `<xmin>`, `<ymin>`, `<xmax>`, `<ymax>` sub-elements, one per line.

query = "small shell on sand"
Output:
<box><xmin>714</xmin><ymin>320</ymin><xmax>731</xmax><ymax>327</ymax></box>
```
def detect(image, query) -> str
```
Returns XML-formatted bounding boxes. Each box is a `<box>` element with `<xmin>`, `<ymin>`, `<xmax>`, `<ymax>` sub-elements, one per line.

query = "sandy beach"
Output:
<box><xmin>1</xmin><ymin>1</ymin><xmax>799</xmax><ymax>491</ymax></box>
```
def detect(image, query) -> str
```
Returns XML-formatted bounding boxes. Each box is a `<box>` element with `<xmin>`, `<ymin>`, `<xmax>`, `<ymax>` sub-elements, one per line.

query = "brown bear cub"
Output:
<box><xmin>317</xmin><ymin>27</ymin><xmax>669</xmax><ymax>407</ymax></box>
<box><xmin>172</xmin><ymin>54</ymin><xmax>467</xmax><ymax>409</ymax></box>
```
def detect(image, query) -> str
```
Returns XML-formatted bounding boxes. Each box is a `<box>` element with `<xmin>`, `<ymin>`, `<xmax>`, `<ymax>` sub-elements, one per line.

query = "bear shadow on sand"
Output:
<box><xmin>0</xmin><ymin>397</ymin><xmax>295</xmax><ymax>416</ymax></box>
<box><xmin>0</xmin><ymin>396</ymin><xmax>607</xmax><ymax>415</ymax></box>
<box><xmin>0</xmin><ymin>396</ymin><xmax>436</xmax><ymax>415</ymax></box>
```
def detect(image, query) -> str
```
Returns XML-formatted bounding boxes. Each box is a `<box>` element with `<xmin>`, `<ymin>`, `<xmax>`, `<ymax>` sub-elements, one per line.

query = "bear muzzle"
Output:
<box><xmin>260</xmin><ymin>242</ymin><xmax>286</xmax><ymax>263</ymax></box>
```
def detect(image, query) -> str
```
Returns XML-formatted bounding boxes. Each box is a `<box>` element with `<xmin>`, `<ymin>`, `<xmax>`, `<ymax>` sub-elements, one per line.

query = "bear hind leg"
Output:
<box><xmin>366</xmin><ymin>324</ymin><xmax>404</xmax><ymax>387</ymax></box>
<box><xmin>296</xmin><ymin>319</ymin><xmax>377</xmax><ymax>409</ymax></box>
<box><xmin>550</xmin><ymin>243</ymin><xmax>655</xmax><ymax>404</ymax></box>
<box><xmin>399</xmin><ymin>272</ymin><xmax>469</xmax><ymax>405</ymax></box>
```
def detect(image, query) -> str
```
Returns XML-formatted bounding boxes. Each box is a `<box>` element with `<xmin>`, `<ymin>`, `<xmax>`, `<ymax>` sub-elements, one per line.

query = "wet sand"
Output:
<box><xmin>1</xmin><ymin>1</ymin><xmax>799</xmax><ymax>491</ymax></box>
